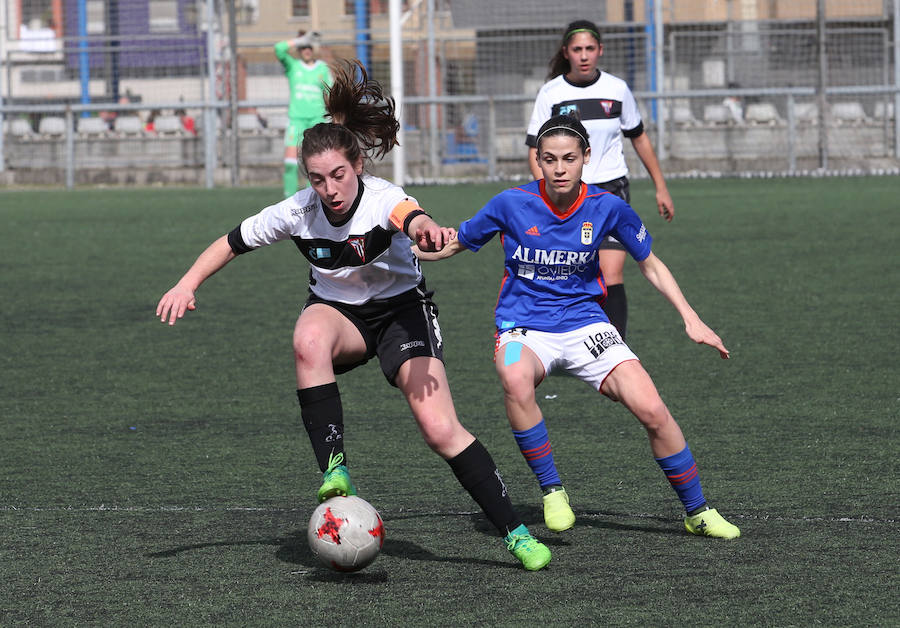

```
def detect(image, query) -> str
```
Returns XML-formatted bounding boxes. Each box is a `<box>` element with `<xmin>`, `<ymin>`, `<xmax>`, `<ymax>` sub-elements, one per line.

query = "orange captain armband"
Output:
<box><xmin>389</xmin><ymin>199</ymin><xmax>428</xmax><ymax>234</ymax></box>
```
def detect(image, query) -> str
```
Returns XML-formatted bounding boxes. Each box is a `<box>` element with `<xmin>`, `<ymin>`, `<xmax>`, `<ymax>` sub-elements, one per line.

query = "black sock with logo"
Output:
<box><xmin>447</xmin><ymin>439</ymin><xmax>521</xmax><ymax>536</ymax></box>
<box><xmin>297</xmin><ymin>383</ymin><xmax>345</xmax><ymax>472</ymax></box>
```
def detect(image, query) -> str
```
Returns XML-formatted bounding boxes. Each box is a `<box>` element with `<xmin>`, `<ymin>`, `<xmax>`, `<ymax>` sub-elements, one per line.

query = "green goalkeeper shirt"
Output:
<box><xmin>274</xmin><ymin>41</ymin><xmax>332</xmax><ymax>120</ymax></box>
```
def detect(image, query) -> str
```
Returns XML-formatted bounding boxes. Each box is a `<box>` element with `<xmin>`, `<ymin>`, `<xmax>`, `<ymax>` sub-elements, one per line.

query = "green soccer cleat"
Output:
<box><xmin>317</xmin><ymin>451</ymin><xmax>357</xmax><ymax>503</ymax></box>
<box><xmin>684</xmin><ymin>507</ymin><xmax>740</xmax><ymax>539</ymax></box>
<box><xmin>542</xmin><ymin>487</ymin><xmax>575</xmax><ymax>532</ymax></box>
<box><xmin>505</xmin><ymin>524</ymin><xmax>552</xmax><ymax>571</ymax></box>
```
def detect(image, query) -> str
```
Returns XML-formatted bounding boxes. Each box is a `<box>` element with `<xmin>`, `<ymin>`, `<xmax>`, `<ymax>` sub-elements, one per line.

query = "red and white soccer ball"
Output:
<box><xmin>307</xmin><ymin>496</ymin><xmax>385</xmax><ymax>572</ymax></box>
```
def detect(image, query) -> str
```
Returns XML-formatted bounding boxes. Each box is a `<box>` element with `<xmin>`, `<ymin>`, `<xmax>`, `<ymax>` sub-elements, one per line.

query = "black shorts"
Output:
<box><xmin>595</xmin><ymin>176</ymin><xmax>630</xmax><ymax>251</ymax></box>
<box><xmin>304</xmin><ymin>281</ymin><xmax>444</xmax><ymax>387</ymax></box>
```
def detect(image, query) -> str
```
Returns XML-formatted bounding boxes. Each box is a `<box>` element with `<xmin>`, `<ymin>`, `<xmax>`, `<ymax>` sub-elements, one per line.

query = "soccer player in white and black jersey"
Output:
<box><xmin>526</xmin><ymin>19</ymin><xmax>675</xmax><ymax>340</ymax></box>
<box><xmin>156</xmin><ymin>60</ymin><xmax>551</xmax><ymax>571</ymax></box>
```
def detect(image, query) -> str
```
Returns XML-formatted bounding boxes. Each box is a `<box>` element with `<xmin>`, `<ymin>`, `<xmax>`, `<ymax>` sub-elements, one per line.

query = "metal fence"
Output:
<box><xmin>1</xmin><ymin>0</ymin><xmax>898</xmax><ymax>188</ymax></box>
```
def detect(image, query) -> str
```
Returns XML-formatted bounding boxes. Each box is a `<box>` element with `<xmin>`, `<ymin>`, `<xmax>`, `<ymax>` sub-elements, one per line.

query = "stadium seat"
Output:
<box><xmin>703</xmin><ymin>104</ymin><xmax>731</xmax><ymax>124</ymax></box>
<box><xmin>237</xmin><ymin>113</ymin><xmax>263</xmax><ymax>133</ymax></box>
<box><xmin>114</xmin><ymin>115</ymin><xmax>144</xmax><ymax>135</ymax></box>
<box><xmin>76</xmin><ymin>116</ymin><xmax>110</xmax><ymax>135</ymax></box>
<box><xmin>153</xmin><ymin>115</ymin><xmax>184</xmax><ymax>134</ymax></box>
<box><xmin>794</xmin><ymin>102</ymin><xmax>821</xmax><ymax>122</ymax></box>
<box><xmin>38</xmin><ymin>116</ymin><xmax>67</xmax><ymax>136</ymax></box>
<box><xmin>832</xmin><ymin>102</ymin><xmax>867</xmax><ymax>124</ymax></box>
<box><xmin>744</xmin><ymin>103</ymin><xmax>782</xmax><ymax>125</ymax></box>
<box><xmin>267</xmin><ymin>114</ymin><xmax>288</xmax><ymax>132</ymax></box>
<box><xmin>8</xmin><ymin>118</ymin><xmax>35</xmax><ymax>138</ymax></box>
<box><xmin>669</xmin><ymin>105</ymin><xmax>696</xmax><ymax>125</ymax></box>
<box><xmin>873</xmin><ymin>101</ymin><xmax>895</xmax><ymax>120</ymax></box>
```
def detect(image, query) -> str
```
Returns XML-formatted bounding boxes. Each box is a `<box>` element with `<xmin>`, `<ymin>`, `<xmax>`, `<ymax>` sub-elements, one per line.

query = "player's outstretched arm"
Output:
<box><xmin>412</xmin><ymin>235</ymin><xmax>465</xmax><ymax>262</ymax></box>
<box><xmin>637</xmin><ymin>252</ymin><xmax>730</xmax><ymax>359</ymax></box>
<box><xmin>406</xmin><ymin>213</ymin><xmax>457</xmax><ymax>253</ymax></box>
<box><xmin>156</xmin><ymin>235</ymin><xmax>236</xmax><ymax>326</ymax></box>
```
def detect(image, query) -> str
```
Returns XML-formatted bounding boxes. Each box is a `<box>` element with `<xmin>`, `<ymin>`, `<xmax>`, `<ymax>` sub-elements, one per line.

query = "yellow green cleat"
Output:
<box><xmin>684</xmin><ymin>507</ymin><xmax>740</xmax><ymax>539</ymax></box>
<box><xmin>317</xmin><ymin>451</ymin><xmax>357</xmax><ymax>503</ymax></box>
<box><xmin>542</xmin><ymin>487</ymin><xmax>575</xmax><ymax>532</ymax></box>
<box><xmin>505</xmin><ymin>524</ymin><xmax>552</xmax><ymax>571</ymax></box>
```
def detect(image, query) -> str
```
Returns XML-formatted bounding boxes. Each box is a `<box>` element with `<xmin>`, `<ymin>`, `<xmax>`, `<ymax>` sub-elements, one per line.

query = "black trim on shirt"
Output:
<box><xmin>291</xmin><ymin>227</ymin><xmax>394</xmax><ymax>269</ymax></box>
<box><xmin>562</xmin><ymin>70</ymin><xmax>602</xmax><ymax>88</ymax></box>
<box><xmin>551</xmin><ymin>98</ymin><xmax>623</xmax><ymax>122</ymax></box>
<box><xmin>324</xmin><ymin>175</ymin><xmax>366</xmax><ymax>227</ymax></box>
<box><xmin>227</xmin><ymin>224</ymin><xmax>253</xmax><ymax>255</ymax></box>
<box><xmin>622</xmin><ymin>120</ymin><xmax>644</xmax><ymax>138</ymax></box>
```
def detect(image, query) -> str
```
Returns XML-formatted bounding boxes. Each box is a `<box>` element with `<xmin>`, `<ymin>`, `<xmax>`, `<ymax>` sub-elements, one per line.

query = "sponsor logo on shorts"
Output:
<box><xmin>583</xmin><ymin>329</ymin><xmax>623</xmax><ymax>358</ymax></box>
<box><xmin>399</xmin><ymin>340</ymin><xmax>426</xmax><ymax>351</ymax></box>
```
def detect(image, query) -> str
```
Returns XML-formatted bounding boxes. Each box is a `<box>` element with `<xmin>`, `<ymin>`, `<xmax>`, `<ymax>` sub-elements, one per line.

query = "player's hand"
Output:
<box><xmin>414</xmin><ymin>225</ymin><xmax>456</xmax><ymax>252</ymax></box>
<box><xmin>156</xmin><ymin>285</ymin><xmax>197</xmax><ymax>326</ymax></box>
<box><xmin>685</xmin><ymin>319</ymin><xmax>730</xmax><ymax>359</ymax></box>
<box><xmin>657</xmin><ymin>188</ymin><xmax>674</xmax><ymax>222</ymax></box>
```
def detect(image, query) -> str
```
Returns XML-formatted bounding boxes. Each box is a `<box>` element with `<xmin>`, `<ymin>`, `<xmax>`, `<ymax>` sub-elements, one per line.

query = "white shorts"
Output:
<box><xmin>494</xmin><ymin>322</ymin><xmax>638</xmax><ymax>391</ymax></box>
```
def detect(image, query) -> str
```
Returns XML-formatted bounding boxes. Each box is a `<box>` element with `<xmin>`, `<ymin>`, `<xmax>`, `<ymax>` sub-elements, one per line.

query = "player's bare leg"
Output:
<box><xmin>496</xmin><ymin>342</ymin><xmax>574</xmax><ymax>532</ymax></box>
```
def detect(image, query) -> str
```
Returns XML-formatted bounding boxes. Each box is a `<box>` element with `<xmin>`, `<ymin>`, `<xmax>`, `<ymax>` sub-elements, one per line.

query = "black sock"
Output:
<box><xmin>604</xmin><ymin>283</ymin><xmax>628</xmax><ymax>339</ymax></box>
<box><xmin>447</xmin><ymin>439</ymin><xmax>521</xmax><ymax>536</ymax></box>
<box><xmin>297</xmin><ymin>383</ymin><xmax>345</xmax><ymax>472</ymax></box>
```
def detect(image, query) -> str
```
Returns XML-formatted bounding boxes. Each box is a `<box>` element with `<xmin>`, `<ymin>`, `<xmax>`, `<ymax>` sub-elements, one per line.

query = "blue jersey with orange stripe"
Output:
<box><xmin>457</xmin><ymin>179</ymin><xmax>652</xmax><ymax>333</ymax></box>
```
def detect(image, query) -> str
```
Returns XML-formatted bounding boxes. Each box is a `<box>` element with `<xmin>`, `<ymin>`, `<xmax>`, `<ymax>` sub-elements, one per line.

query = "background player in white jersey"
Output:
<box><xmin>418</xmin><ymin>115</ymin><xmax>739</xmax><ymax>540</ymax></box>
<box><xmin>275</xmin><ymin>30</ymin><xmax>333</xmax><ymax>198</ymax></box>
<box><xmin>526</xmin><ymin>19</ymin><xmax>674</xmax><ymax>340</ymax></box>
<box><xmin>156</xmin><ymin>61</ymin><xmax>551</xmax><ymax>571</ymax></box>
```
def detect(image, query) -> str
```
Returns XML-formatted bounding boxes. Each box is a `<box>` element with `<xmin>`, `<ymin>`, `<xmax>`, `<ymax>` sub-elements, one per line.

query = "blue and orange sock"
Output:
<box><xmin>512</xmin><ymin>419</ymin><xmax>562</xmax><ymax>491</ymax></box>
<box><xmin>655</xmin><ymin>444</ymin><xmax>707</xmax><ymax>513</ymax></box>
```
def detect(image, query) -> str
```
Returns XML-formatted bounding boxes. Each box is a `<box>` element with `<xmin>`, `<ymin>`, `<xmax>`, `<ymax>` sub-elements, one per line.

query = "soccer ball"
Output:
<box><xmin>307</xmin><ymin>496</ymin><xmax>385</xmax><ymax>572</ymax></box>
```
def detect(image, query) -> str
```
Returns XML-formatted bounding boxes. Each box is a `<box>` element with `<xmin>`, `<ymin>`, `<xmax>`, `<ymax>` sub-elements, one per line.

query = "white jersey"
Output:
<box><xmin>526</xmin><ymin>71</ymin><xmax>643</xmax><ymax>184</ymax></box>
<box><xmin>232</xmin><ymin>175</ymin><xmax>424</xmax><ymax>305</ymax></box>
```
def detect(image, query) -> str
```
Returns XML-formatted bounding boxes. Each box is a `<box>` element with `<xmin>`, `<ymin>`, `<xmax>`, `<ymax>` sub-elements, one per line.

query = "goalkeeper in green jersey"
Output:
<box><xmin>275</xmin><ymin>31</ymin><xmax>333</xmax><ymax>198</ymax></box>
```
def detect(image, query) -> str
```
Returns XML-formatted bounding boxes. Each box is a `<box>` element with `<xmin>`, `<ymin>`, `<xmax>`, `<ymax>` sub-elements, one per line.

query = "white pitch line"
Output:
<box><xmin>0</xmin><ymin>505</ymin><xmax>895</xmax><ymax>524</ymax></box>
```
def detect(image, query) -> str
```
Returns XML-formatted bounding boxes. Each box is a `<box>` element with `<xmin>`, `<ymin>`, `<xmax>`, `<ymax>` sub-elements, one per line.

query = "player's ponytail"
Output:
<box><xmin>547</xmin><ymin>19</ymin><xmax>602</xmax><ymax>80</ymax></box>
<box><xmin>300</xmin><ymin>59</ymin><xmax>400</xmax><ymax>171</ymax></box>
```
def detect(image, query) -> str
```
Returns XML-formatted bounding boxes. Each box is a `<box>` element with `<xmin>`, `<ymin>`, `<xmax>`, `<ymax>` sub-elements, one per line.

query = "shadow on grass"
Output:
<box><xmin>147</xmin><ymin>527</ymin><xmax>519</xmax><ymax>571</ymax></box>
<box><xmin>576</xmin><ymin>509</ymin><xmax>682</xmax><ymax>536</ymax></box>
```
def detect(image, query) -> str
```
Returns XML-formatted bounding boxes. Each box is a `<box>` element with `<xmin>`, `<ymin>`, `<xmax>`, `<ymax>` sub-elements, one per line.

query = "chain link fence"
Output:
<box><xmin>2</xmin><ymin>0</ymin><xmax>898</xmax><ymax>187</ymax></box>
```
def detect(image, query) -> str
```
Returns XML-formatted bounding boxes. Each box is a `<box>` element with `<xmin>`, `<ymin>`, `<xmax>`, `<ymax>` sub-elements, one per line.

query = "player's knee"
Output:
<box><xmin>293</xmin><ymin>328</ymin><xmax>332</xmax><ymax>368</ymax></box>
<box><xmin>637</xmin><ymin>400</ymin><xmax>673</xmax><ymax>434</ymax></box>
<box><xmin>497</xmin><ymin>366</ymin><xmax>535</xmax><ymax>406</ymax></box>
<box><xmin>417</xmin><ymin>414</ymin><xmax>459</xmax><ymax>453</ymax></box>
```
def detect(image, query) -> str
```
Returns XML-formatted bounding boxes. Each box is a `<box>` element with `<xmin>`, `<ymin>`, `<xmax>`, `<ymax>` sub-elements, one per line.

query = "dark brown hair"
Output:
<box><xmin>535</xmin><ymin>114</ymin><xmax>590</xmax><ymax>153</ymax></box>
<box><xmin>300</xmin><ymin>60</ymin><xmax>400</xmax><ymax>172</ymax></box>
<box><xmin>547</xmin><ymin>20</ymin><xmax>602</xmax><ymax>80</ymax></box>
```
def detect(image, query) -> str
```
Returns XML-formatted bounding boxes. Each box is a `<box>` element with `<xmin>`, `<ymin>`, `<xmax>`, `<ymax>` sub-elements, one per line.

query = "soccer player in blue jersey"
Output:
<box><xmin>526</xmin><ymin>19</ymin><xmax>675</xmax><ymax>340</ymax></box>
<box><xmin>156</xmin><ymin>61</ymin><xmax>551</xmax><ymax>571</ymax></box>
<box><xmin>417</xmin><ymin>115</ymin><xmax>740</xmax><ymax>539</ymax></box>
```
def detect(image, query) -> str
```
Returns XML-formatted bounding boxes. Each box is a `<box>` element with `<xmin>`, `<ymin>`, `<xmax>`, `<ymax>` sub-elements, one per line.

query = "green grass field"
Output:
<box><xmin>1</xmin><ymin>177</ymin><xmax>898</xmax><ymax>625</ymax></box>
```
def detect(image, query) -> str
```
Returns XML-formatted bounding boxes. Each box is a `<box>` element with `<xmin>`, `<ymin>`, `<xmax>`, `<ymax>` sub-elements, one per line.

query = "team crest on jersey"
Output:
<box><xmin>581</xmin><ymin>221</ymin><xmax>593</xmax><ymax>245</ymax></box>
<box><xmin>348</xmin><ymin>237</ymin><xmax>367</xmax><ymax>262</ymax></box>
<box><xmin>600</xmin><ymin>100</ymin><xmax>614</xmax><ymax>115</ymax></box>
<box><xmin>559</xmin><ymin>104</ymin><xmax>579</xmax><ymax>117</ymax></box>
